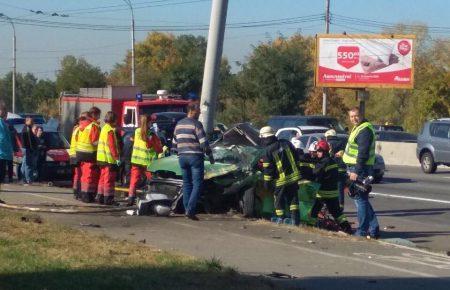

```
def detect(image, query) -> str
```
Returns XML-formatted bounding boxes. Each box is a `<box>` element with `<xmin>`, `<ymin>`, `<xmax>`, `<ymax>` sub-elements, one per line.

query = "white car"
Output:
<box><xmin>275</xmin><ymin>126</ymin><xmax>330</xmax><ymax>149</ymax></box>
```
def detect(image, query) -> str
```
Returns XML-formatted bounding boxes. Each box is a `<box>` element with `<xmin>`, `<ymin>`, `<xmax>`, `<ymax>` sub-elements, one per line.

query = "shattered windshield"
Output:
<box><xmin>212</xmin><ymin>145</ymin><xmax>261</xmax><ymax>171</ymax></box>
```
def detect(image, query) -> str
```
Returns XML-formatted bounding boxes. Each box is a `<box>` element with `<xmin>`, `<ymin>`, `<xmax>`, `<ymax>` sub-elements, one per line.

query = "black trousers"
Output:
<box><xmin>274</xmin><ymin>182</ymin><xmax>299</xmax><ymax>217</ymax></box>
<box><xmin>310</xmin><ymin>197</ymin><xmax>345</xmax><ymax>223</ymax></box>
<box><xmin>0</xmin><ymin>159</ymin><xmax>7</xmax><ymax>184</ymax></box>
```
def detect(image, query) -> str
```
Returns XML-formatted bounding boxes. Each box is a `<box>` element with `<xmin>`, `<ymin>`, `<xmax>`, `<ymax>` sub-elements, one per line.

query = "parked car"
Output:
<box><xmin>375</xmin><ymin>131</ymin><xmax>417</xmax><ymax>143</ymax></box>
<box><xmin>373</xmin><ymin>124</ymin><xmax>404</xmax><ymax>131</ymax></box>
<box><xmin>14</xmin><ymin>125</ymin><xmax>72</xmax><ymax>182</ymax></box>
<box><xmin>268</xmin><ymin>115</ymin><xmax>347</xmax><ymax>133</ymax></box>
<box><xmin>278</xmin><ymin>132</ymin><xmax>385</xmax><ymax>183</ymax></box>
<box><xmin>416</xmin><ymin>119</ymin><xmax>450</xmax><ymax>173</ymax></box>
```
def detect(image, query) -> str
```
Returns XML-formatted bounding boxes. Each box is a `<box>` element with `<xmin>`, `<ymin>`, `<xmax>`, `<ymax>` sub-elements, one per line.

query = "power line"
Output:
<box><xmin>0</xmin><ymin>14</ymin><xmax>325</xmax><ymax>32</ymax></box>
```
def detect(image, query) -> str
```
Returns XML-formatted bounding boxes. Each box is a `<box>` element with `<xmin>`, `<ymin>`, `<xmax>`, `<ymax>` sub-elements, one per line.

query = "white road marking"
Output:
<box><xmin>371</xmin><ymin>192</ymin><xmax>450</xmax><ymax>204</ymax></box>
<box><xmin>173</xmin><ymin>221</ymin><xmax>439</xmax><ymax>277</ymax></box>
<box><xmin>443</xmin><ymin>177</ymin><xmax>450</xmax><ymax>179</ymax></box>
<box><xmin>21</xmin><ymin>192</ymin><xmax>72</xmax><ymax>203</ymax></box>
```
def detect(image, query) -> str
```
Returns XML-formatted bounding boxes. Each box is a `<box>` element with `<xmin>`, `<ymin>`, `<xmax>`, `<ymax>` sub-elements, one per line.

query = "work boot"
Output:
<box><xmin>73</xmin><ymin>190</ymin><xmax>79</xmax><ymax>200</ymax></box>
<box><xmin>80</xmin><ymin>192</ymin><xmax>90</xmax><ymax>203</ymax></box>
<box><xmin>88</xmin><ymin>193</ymin><xmax>96</xmax><ymax>203</ymax></box>
<box><xmin>126</xmin><ymin>196</ymin><xmax>136</xmax><ymax>207</ymax></box>
<box><xmin>290</xmin><ymin>210</ymin><xmax>300</xmax><ymax>226</ymax></box>
<box><xmin>96</xmin><ymin>194</ymin><xmax>104</xmax><ymax>204</ymax></box>
<box><xmin>104</xmin><ymin>196</ymin><xmax>119</xmax><ymax>206</ymax></box>
<box><xmin>339</xmin><ymin>221</ymin><xmax>353</xmax><ymax>235</ymax></box>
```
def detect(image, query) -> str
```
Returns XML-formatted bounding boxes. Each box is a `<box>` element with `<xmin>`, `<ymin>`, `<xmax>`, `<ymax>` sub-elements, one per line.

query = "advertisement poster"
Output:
<box><xmin>315</xmin><ymin>34</ymin><xmax>415</xmax><ymax>88</ymax></box>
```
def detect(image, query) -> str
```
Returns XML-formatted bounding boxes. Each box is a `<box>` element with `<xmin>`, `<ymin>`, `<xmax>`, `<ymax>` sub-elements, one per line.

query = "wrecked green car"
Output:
<box><xmin>146</xmin><ymin>123</ymin><xmax>274</xmax><ymax>217</ymax></box>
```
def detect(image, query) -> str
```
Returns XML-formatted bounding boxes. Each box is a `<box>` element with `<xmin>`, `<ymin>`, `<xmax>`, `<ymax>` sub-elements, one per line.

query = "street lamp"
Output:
<box><xmin>0</xmin><ymin>13</ymin><xmax>16</xmax><ymax>113</ymax></box>
<box><xmin>123</xmin><ymin>0</ymin><xmax>135</xmax><ymax>86</ymax></box>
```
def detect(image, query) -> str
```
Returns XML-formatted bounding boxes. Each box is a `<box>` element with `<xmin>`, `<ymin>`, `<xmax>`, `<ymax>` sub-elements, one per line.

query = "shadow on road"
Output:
<box><xmin>279</xmin><ymin>276</ymin><xmax>450</xmax><ymax>290</ymax></box>
<box><xmin>381</xmin><ymin>230</ymin><xmax>450</xmax><ymax>241</ymax></box>
<box><xmin>345</xmin><ymin>207</ymin><xmax>450</xmax><ymax>218</ymax></box>
<box><xmin>0</xmin><ymin>266</ymin><xmax>275</xmax><ymax>290</ymax></box>
<box><xmin>378</xmin><ymin>177</ymin><xmax>416</xmax><ymax>184</ymax></box>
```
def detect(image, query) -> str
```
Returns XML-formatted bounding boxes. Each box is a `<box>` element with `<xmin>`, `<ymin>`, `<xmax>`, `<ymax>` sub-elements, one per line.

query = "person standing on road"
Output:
<box><xmin>260</xmin><ymin>126</ymin><xmax>300</xmax><ymax>226</ymax></box>
<box><xmin>76</xmin><ymin>107</ymin><xmax>101</xmax><ymax>203</ymax></box>
<box><xmin>0</xmin><ymin>103</ymin><xmax>13</xmax><ymax>199</ymax></box>
<box><xmin>173</xmin><ymin>103</ymin><xmax>214</xmax><ymax>221</ymax></box>
<box><xmin>69</xmin><ymin>112</ymin><xmax>89</xmax><ymax>200</ymax></box>
<box><xmin>325</xmin><ymin>129</ymin><xmax>347</xmax><ymax>209</ymax></box>
<box><xmin>128</xmin><ymin>114</ymin><xmax>162</xmax><ymax>206</ymax></box>
<box><xmin>35</xmin><ymin>126</ymin><xmax>47</xmax><ymax>182</ymax></box>
<box><xmin>21</xmin><ymin>117</ymin><xmax>38</xmax><ymax>185</ymax></box>
<box><xmin>6</xmin><ymin>121</ymin><xmax>19</xmax><ymax>183</ymax></box>
<box><xmin>97</xmin><ymin>111</ymin><xmax>121</xmax><ymax>205</ymax></box>
<box><xmin>343</xmin><ymin>107</ymin><xmax>380</xmax><ymax>239</ymax></box>
<box><xmin>310</xmin><ymin>140</ymin><xmax>352</xmax><ymax>234</ymax></box>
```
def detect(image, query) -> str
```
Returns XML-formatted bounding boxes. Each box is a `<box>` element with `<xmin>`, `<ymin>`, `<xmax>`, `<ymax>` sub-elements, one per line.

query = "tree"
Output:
<box><xmin>218</xmin><ymin>34</ymin><xmax>314</xmax><ymax>126</ymax></box>
<box><xmin>56</xmin><ymin>55</ymin><xmax>106</xmax><ymax>93</ymax></box>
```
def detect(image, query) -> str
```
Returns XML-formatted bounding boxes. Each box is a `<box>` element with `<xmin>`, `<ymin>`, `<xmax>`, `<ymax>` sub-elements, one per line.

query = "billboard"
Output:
<box><xmin>315</xmin><ymin>34</ymin><xmax>415</xmax><ymax>89</ymax></box>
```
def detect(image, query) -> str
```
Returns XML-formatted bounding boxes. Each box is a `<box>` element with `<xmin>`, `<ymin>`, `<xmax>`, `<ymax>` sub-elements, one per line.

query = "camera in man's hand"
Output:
<box><xmin>345</xmin><ymin>175</ymin><xmax>373</xmax><ymax>199</ymax></box>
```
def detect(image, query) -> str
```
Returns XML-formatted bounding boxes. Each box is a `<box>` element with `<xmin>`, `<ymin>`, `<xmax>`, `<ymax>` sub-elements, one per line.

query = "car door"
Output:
<box><xmin>430</xmin><ymin>123</ymin><xmax>450</xmax><ymax>162</ymax></box>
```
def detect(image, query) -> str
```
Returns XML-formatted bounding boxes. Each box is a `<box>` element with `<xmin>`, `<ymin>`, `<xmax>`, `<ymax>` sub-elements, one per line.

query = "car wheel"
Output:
<box><xmin>421</xmin><ymin>152</ymin><xmax>437</xmax><ymax>174</ymax></box>
<box><xmin>241</xmin><ymin>187</ymin><xmax>255</xmax><ymax>218</ymax></box>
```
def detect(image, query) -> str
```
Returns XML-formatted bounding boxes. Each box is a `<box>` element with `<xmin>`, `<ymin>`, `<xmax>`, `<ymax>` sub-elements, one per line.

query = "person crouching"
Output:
<box><xmin>96</xmin><ymin>111</ymin><xmax>120</xmax><ymax>205</ymax></box>
<box><xmin>310</xmin><ymin>140</ymin><xmax>352</xmax><ymax>234</ymax></box>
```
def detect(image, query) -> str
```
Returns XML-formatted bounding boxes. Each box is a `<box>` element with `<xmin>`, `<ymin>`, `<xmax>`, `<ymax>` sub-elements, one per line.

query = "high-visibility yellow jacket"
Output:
<box><xmin>97</xmin><ymin>123</ymin><xmax>119</xmax><ymax>165</ymax></box>
<box><xmin>343</xmin><ymin>121</ymin><xmax>375</xmax><ymax>166</ymax></box>
<box><xmin>131</xmin><ymin>128</ymin><xmax>157</xmax><ymax>167</ymax></box>
<box><xmin>76</xmin><ymin>121</ymin><xmax>99</xmax><ymax>162</ymax></box>
<box><xmin>69</xmin><ymin>125</ymin><xmax>79</xmax><ymax>159</ymax></box>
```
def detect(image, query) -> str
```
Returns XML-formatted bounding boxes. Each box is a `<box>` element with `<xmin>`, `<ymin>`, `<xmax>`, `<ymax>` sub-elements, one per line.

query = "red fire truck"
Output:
<box><xmin>60</xmin><ymin>86</ymin><xmax>189</xmax><ymax>138</ymax></box>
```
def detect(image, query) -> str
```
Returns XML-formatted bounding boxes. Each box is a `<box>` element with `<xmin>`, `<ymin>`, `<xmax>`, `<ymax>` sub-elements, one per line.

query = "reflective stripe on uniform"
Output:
<box><xmin>272</xmin><ymin>147</ymin><xmax>300</xmax><ymax>187</ymax></box>
<box><xmin>290</xmin><ymin>204</ymin><xmax>299</xmax><ymax>210</ymax></box>
<box><xmin>275</xmin><ymin>209</ymin><xmax>284</xmax><ymax>216</ymax></box>
<box><xmin>316</xmin><ymin>189</ymin><xmax>339</xmax><ymax>199</ymax></box>
<box><xmin>325</xmin><ymin>164</ymin><xmax>338</xmax><ymax>172</ymax></box>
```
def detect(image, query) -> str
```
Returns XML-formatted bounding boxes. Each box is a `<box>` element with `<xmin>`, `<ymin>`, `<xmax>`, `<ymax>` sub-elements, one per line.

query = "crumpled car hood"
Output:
<box><xmin>148</xmin><ymin>155</ymin><xmax>239</xmax><ymax>180</ymax></box>
<box><xmin>148</xmin><ymin>123</ymin><xmax>262</xmax><ymax>180</ymax></box>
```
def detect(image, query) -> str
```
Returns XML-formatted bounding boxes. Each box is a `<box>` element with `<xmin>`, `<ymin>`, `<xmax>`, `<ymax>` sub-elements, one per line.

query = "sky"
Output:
<box><xmin>0</xmin><ymin>0</ymin><xmax>448</xmax><ymax>81</ymax></box>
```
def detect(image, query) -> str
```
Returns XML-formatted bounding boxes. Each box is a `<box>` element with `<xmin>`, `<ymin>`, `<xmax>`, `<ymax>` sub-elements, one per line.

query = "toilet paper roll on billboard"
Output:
<box><xmin>315</xmin><ymin>34</ymin><xmax>415</xmax><ymax>89</ymax></box>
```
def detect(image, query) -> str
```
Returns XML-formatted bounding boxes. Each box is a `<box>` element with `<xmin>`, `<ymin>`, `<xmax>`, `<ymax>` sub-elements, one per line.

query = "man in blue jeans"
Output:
<box><xmin>343</xmin><ymin>107</ymin><xmax>380</xmax><ymax>239</ymax></box>
<box><xmin>173</xmin><ymin>103</ymin><xmax>214</xmax><ymax>220</ymax></box>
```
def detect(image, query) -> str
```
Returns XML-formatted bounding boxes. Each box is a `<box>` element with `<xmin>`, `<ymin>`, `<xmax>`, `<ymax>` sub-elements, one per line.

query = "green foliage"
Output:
<box><xmin>218</xmin><ymin>34</ymin><xmax>315</xmax><ymax>126</ymax></box>
<box><xmin>56</xmin><ymin>55</ymin><xmax>106</xmax><ymax>94</ymax></box>
<box><xmin>109</xmin><ymin>32</ymin><xmax>228</xmax><ymax>96</ymax></box>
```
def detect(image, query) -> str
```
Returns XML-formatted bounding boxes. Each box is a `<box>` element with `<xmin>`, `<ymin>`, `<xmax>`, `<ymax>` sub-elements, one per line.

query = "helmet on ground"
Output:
<box><xmin>259</xmin><ymin>126</ymin><xmax>275</xmax><ymax>138</ymax></box>
<box><xmin>325</xmin><ymin>129</ymin><xmax>337</xmax><ymax>137</ymax></box>
<box><xmin>308</xmin><ymin>141</ymin><xmax>318</xmax><ymax>152</ymax></box>
<box><xmin>315</xmin><ymin>140</ymin><xmax>330</xmax><ymax>152</ymax></box>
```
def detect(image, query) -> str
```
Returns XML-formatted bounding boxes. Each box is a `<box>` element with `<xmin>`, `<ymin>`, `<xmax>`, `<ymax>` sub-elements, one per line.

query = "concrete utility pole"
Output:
<box><xmin>322</xmin><ymin>0</ymin><xmax>330</xmax><ymax>116</ymax></box>
<box><xmin>0</xmin><ymin>14</ymin><xmax>16</xmax><ymax>113</ymax></box>
<box><xmin>200</xmin><ymin>0</ymin><xmax>228</xmax><ymax>134</ymax></box>
<box><xmin>123</xmin><ymin>0</ymin><xmax>136</xmax><ymax>86</ymax></box>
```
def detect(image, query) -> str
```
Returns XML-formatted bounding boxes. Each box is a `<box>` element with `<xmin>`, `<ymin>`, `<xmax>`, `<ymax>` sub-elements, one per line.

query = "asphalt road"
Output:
<box><xmin>0</xmin><ymin>165</ymin><xmax>449</xmax><ymax>289</ymax></box>
<box><xmin>345</xmin><ymin>165</ymin><xmax>450</xmax><ymax>253</ymax></box>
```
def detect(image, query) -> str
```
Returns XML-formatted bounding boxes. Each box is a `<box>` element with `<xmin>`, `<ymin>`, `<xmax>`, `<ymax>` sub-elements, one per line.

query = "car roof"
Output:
<box><xmin>300</xmin><ymin>132</ymin><xmax>348</xmax><ymax>138</ymax></box>
<box><xmin>270</xmin><ymin>115</ymin><xmax>337</xmax><ymax>119</ymax></box>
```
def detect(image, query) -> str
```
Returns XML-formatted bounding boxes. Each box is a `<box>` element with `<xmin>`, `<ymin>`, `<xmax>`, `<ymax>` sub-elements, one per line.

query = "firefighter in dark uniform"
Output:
<box><xmin>325</xmin><ymin>129</ymin><xmax>347</xmax><ymax>209</ymax></box>
<box><xmin>260</xmin><ymin>126</ymin><xmax>300</xmax><ymax>226</ymax></box>
<box><xmin>310</xmin><ymin>140</ymin><xmax>352</xmax><ymax>234</ymax></box>
<box><xmin>298</xmin><ymin>141</ymin><xmax>319</xmax><ymax>182</ymax></box>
